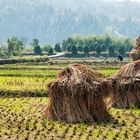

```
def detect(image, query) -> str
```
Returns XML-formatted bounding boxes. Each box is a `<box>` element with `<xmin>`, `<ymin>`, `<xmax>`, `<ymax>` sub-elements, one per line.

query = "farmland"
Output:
<box><xmin>0</xmin><ymin>58</ymin><xmax>120</xmax><ymax>97</ymax></box>
<box><xmin>0</xmin><ymin>98</ymin><xmax>140</xmax><ymax>140</ymax></box>
<box><xmin>0</xmin><ymin>58</ymin><xmax>140</xmax><ymax>140</ymax></box>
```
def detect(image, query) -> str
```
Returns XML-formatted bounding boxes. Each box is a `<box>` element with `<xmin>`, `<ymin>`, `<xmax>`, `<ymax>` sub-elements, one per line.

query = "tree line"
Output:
<box><xmin>43</xmin><ymin>34</ymin><xmax>133</xmax><ymax>57</ymax></box>
<box><xmin>0</xmin><ymin>34</ymin><xmax>133</xmax><ymax>58</ymax></box>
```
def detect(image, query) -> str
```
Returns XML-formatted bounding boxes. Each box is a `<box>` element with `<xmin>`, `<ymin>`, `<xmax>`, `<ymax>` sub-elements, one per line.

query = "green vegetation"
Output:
<box><xmin>32</xmin><ymin>39</ymin><xmax>42</xmax><ymax>55</ymax></box>
<box><xmin>0</xmin><ymin>69</ymin><xmax>57</xmax><ymax>77</ymax></box>
<box><xmin>60</xmin><ymin>34</ymin><xmax>133</xmax><ymax>57</ymax></box>
<box><xmin>7</xmin><ymin>37</ymin><xmax>25</xmax><ymax>56</ymax></box>
<box><xmin>0</xmin><ymin>61</ymin><xmax>119</xmax><ymax>97</ymax></box>
<box><xmin>0</xmin><ymin>76</ymin><xmax>54</xmax><ymax>97</ymax></box>
<box><xmin>54</xmin><ymin>43</ymin><xmax>62</xmax><ymax>52</ymax></box>
<box><xmin>42</xmin><ymin>45</ymin><xmax>52</xmax><ymax>53</ymax></box>
<box><xmin>0</xmin><ymin>34</ymin><xmax>133</xmax><ymax>59</ymax></box>
<box><xmin>0</xmin><ymin>37</ymin><xmax>25</xmax><ymax>58</ymax></box>
<box><xmin>48</xmin><ymin>48</ymin><xmax>54</xmax><ymax>55</ymax></box>
<box><xmin>0</xmin><ymin>56</ymin><xmax>49</xmax><ymax>65</ymax></box>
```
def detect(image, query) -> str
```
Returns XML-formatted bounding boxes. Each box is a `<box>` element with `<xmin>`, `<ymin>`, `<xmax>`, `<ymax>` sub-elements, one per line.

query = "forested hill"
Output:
<box><xmin>0</xmin><ymin>0</ymin><xmax>140</xmax><ymax>44</ymax></box>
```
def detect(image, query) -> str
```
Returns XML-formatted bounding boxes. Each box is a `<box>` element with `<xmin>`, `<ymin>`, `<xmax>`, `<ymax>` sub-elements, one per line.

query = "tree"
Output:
<box><xmin>34</xmin><ymin>45</ymin><xmax>42</xmax><ymax>55</ymax></box>
<box><xmin>62</xmin><ymin>39</ymin><xmax>67</xmax><ymax>51</ymax></box>
<box><xmin>83</xmin><ymin>46</ymin><xmax>89</xmax><ymax>55</ymax></box>
<box><xmin>32</xmin><ymin>38</ymin><xmax>42</xmax><ymax>55</ymax></box>
<box><xmin>100</xmin><ymin>44</ymin><xmax>106</xmax><ymax>52</ymax></box>
<box><xmin>60</xmin><ymin>35</ymin><xmax>133</xmax><ymax>57</ymax></box>
<box><xmin>32</xmin><ymin>39</ymin><xmax>39</xmax><ymax>47</ymax></box>
<box><xmin>7</xmin><ymin>39</ymin><xmax>14</xmax><ymax>55</ymax></box>
<box><xmin>48</xmin><ymin>48</ymin><xmax>54</xmax><ymax>55</ymax></box>
<box><xmin>124</xmin><ymin>38</ymin><xmax>133</xmax><ymax>52</ymax></box>
<box><xmin>104</xmin><ymin>34</ymin><xmax>111</xmax><ymax>47</ymax></box>
<box><xmin>62</xmin><ymin>37</ymin><xmax>75</xmax><ymax>52</ymax></box>
<box><xmin>108</xmin><ymin>46</ymin><xmax>115</xmax><ymax>56</ymax></box>
<box><xmin>7</xmin><ymin>37</ymin><xmax>25</xmax><ymax>56</ymax></box>
<box><xmin>67</xmin><ymin>45</ymin><xmax>72</xmax><ymax>52</ymax></box>
<box><xmin>77</xmin><ymin>45</ymin><xmax>83</xmax><ymax>52</ymax></box>
<box><xmin>43</xmin><ymin>45</ymin><xmax>52</xmax><ymax>52</ymax></box>
<box><xmin>89</xmin><ymin>43</ymin><xmax>95</xmax><ymax>52</ymax></box>
<box><xmin>118</xmin><ymin>46</ymin><xmax>125</xmax><ymax>55</ymax></box>
<box><xmin>0</xmin><ymin>48</ymin><xmax>3</xmax><ymax>58</ymax></box>
<box><xmin>71</xmin><ymin>45</ymin><xmax>77</xmax><ymax>55</ymax></box>
<box><xmin>96</xmin><ymin>46</ymin><xmax>101</xmax><ymax>56</ymax></box>
<box><xmin>67</xmin><ymin>37</ymin><xmax>74</xmax><ymax>46</ymax></box>
<box><xmin>94</xmin><ymin>42</ymin><xmax>99</xmax><ymax>50</ymax></box>
<box><xmin>0</xmin><ymin>43</ymin><xmax>7</xmax><ymax>58</ymax></box>
<box><xmin>54</xmin><ymin>43</ymin><xmax>61</xmax><ymax>52</ymax></box>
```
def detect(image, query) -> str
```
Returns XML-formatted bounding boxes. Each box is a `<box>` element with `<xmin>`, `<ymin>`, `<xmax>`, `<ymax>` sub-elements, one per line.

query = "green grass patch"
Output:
<box><xmin>0</xmin><ymin>76</ymin><xmax>54</xmax><ymax>97</ymax></box>
<box><xmin>0</xmin><ymin>56</ymin><xmax>49</xmax><ymax>65</ymax></box>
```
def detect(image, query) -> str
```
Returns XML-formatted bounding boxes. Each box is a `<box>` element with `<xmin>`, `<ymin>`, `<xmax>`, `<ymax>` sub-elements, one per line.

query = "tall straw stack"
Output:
<box><xmin>46</xmin><ymin>64</ymin><xmax>112</xmax><ymax>123</ymax></box>
<box><xmin>129</xmin><ymin>36</ymin><xmax>140</xmax><ymax>61</ymax></box>
<box><xmin>111</xmin><ymin>60</ymin><xmax>140</xmax><ymax>108</ymax></box>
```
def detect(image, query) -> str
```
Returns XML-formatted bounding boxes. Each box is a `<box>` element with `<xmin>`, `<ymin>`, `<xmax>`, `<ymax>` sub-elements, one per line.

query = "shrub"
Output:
<box><xmin>0</xmin><ymin>56</ymin><xmax>49</xmax><ymax>65</ymax></box>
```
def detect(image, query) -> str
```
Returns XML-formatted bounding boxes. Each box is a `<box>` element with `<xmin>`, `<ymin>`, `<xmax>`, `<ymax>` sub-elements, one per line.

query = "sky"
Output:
<box><xmin>116</xmin><ymin>0</ymin><xmax>140</xmax><ymax>2</ymax></box>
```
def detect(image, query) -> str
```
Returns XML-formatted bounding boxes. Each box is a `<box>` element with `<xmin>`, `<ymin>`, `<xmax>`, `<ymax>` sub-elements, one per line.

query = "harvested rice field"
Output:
<box><xmin>0</xmin><ymin>98</ymin><xmax>140</xmax><ymax>140</ymax></box>
<box><xmin>0</xmin><ymin>59</ymin><xmax>140</xmax><ymax>140</ymax></box>
<box><xmin>0</xmin><ymin>62</ymin><xmax>118</xmax><ymax>97</ymax></box>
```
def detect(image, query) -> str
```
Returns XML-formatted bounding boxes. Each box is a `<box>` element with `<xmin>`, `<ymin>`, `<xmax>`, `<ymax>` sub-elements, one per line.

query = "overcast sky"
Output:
<box><xmin>116</xmin><ymin>0</ymin><xmax>140</xmax><ymax>2</ymax></box>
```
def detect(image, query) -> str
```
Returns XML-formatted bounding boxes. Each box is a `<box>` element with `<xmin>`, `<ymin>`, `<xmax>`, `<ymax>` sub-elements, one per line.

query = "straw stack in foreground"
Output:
<box><xmin>112</xmin><ymin>60</ymin><xmax>140</xmax><ymax>108</ymax></box>
<box><xmin>129</xmin><ymin>36</ymin><xmax>140</xmax><ymax>61</ymax></box>
<box><xmin>46</xmin><ymin>64</ymin><xmax>112</xmax><ymax>123</ymax></box>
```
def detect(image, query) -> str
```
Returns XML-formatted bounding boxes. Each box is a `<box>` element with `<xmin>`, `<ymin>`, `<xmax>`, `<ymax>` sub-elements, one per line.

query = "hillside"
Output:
<box><xmin>0</xmin><ymin>0</ymin><xmax>140</xmax><ymax>44</ymax></box>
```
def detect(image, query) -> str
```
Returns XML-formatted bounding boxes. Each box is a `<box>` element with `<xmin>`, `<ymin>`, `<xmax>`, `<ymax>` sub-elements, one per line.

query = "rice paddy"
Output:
<box><xmin>0</xmin><ymin>98</ymin><xmax>139</xmax><ymax>140</ymax></box>
<box><xmin>0</xmin><ymin>62</ymin><xmax>118</xmax><ymax>97</ymax></box>
<box><xmin>0</xmin><ymin>58</ymin><xmax>139</xmax><ymax>140</ymax></box>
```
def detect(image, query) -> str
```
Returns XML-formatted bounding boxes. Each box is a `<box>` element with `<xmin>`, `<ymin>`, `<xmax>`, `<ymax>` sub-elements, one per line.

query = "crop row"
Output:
<box><xmin>0</xmin><ymin>67</ymin><xmax>118</xmax><ymax>97</ymax></box>
<box><xmin>0</xmin><ymin>69</ymin><xmax>58</xmax><ymax>78</ymax></box>
<box><xmin>0</xmin><ymin>77</ymin><xmax>54</xmax><ymax>97</ymax></box>
<box><xmin>0</xmin><ymin>98</ymin><xmax>139</xmax><ymax>140</ymax></box>
<box><xmin>0</xmin><ymin>56</ymin><xmax>49</xmax><ymax>65</ymax></box>
<box><xmin>0</xmin><ymin>69</ymin><xmax>117</xmax><ymax>78</ymax></box>
<box><xmin>0</xmin><ymin>63</ymin><xmax>120</xmax><ymax>71</ymax></box>
<box><xmin>0</xmin><ymin>64</ymin><xmax>118</xmax><ymax>77</ymax></box>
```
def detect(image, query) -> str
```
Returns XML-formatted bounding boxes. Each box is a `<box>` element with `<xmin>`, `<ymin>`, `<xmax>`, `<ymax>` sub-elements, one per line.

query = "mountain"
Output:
<box><xmin>0</xmin><ymin>0</ymin><xmax>140</xmax><ymax>44</ymax></box>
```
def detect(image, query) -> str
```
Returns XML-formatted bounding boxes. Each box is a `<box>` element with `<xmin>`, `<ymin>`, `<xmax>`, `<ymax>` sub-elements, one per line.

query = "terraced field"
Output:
<box><xmin>0</xmin><ymin>58</ymin><xmax>139</xmax><ymax>140</ymax></box>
